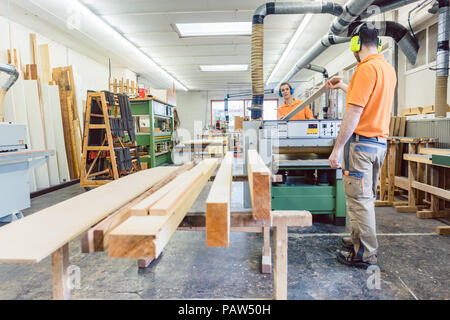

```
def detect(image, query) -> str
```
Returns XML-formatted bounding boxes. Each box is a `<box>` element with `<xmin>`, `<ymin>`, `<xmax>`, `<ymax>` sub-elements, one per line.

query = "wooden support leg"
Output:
<box><xmin>273</xmin><ymin>219</ymin><xmax>288</xmax><ymax>300</ymax></box>
<box><xmin>137</xmin><ymin>258</ymin><xmax>154</xmax><ymax>268</ymax></box>
<box><xmin>52</xmin><ymin>243</ymin><xmax>70</xmax><ymax>300</ymax></box>
<box><xmin>261</xmin><ymin>226</ymin><xmax>272</xmax><ymax>274</ymax></box>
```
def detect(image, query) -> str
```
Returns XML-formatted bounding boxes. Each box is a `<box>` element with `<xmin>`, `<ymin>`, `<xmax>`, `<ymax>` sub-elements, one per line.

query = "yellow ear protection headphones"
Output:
<box><xmin>350</xmin><ymin>23</ymin><xmax>382</xmax><ymax>53</ymax></box>
<box><xmin>279</xmin><ymin>85</ymin><xmax>294</xmax><ymax>98</ymax></box>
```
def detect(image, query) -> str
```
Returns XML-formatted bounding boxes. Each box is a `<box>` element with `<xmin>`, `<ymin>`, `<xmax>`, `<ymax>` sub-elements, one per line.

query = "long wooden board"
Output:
<box><xmin>247</xmin><ymin>150</ymin><xmax>271</xmax><ymax>221</ymax></box>
<box><xmin>412</xmin><ymin>181</ymin><xmax>450</xmax><ymax>200</ymax></box>
<box><xmin>418</xmin><ymin>147</ymin><xmax>450</xmax><ymax>156</ymax></box>
<box><xmin>206</xmin><ymin>152</ymin><xmax>234</xmax><ymax>247</ymax></box>
<box><xmin>41</xmin><ymin>83</ymin><xmax>61</xmax><ymax>186</ymax></box>
<box><xmin>148</xmin><ymin>170</ymin><xmax>203</xmax><ymax>216</ymax></box>
<box><xmin>89</xmin><ymin>163</ymin><xmax>194</xmax><ymax>251</ymax></box>
<box><xmin>23</xmin><ymin>80</ymin><xmax>50</xmax><ymax>189</ymax></box>
<box><xmin>47</xmin><ymin>85</ymin><xmax>70</xmax><ymax>183</ymax></box>
<box><xmin>109</xmin><ymin>159</ymin><xmax>218</xmax><ymax>259</ymax></box>
<box><xmin>130</xmin><ymin>170</ymin><xmax>193</xmax><ymax>216</ymax></box>
<box><xmin>0</xmin><ymin>167</ymin><xmax>178</xmax><ymax>263</ymax></box>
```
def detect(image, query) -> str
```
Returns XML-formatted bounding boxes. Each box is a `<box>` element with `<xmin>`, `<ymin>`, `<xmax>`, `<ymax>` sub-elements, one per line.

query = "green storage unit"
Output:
<box><xmin>129</xmin><ymin>98</ymin><xmax>175</xmax><ymax>168</ymax></box>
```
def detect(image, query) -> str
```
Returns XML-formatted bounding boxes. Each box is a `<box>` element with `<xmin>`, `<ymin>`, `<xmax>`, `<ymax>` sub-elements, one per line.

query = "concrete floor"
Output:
<box><xmin>0</xmin><ymin>162</ymin><xmax>449</xmax><ymax>300</ymax></box>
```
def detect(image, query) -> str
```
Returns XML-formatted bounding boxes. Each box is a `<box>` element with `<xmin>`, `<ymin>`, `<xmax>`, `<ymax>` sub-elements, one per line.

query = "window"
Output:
<box><xmin>211</xmin><ymin>98</ymin><xmax>279</xmax><ymax>130</ymax></box>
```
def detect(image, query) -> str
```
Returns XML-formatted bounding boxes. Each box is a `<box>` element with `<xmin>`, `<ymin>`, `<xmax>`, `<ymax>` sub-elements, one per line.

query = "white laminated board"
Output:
<box><xmin>23</xmin><ymin>80</ymin><xmax>50</xmax><ymax>190</ymax></box>
<box><xmin>11</xmin><ymin>77</ymin><xmax>37</xmax><ymax>192</ymax></box>
<box><xmin>41</xmin><ymin>83</ymin><xmax>60</xmax><ymax>186</ymax></box>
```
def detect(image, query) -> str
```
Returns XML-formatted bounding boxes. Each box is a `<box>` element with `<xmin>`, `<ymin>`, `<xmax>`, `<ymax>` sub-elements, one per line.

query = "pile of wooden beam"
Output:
<box><xmin>108</xmin><ymin>159</ymin><xmax>218</xmax><ymax>260</ymax></box>
<box><xmin>206</xmin><ymin>152</ymin><xmax>234</xmax><ymax>247</ymax></box>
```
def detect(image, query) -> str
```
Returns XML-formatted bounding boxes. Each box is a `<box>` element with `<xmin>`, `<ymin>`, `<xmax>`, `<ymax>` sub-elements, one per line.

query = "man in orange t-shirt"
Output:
<box><xmin>277</xmin><ymin>82</ymin><xmax>314</xmax><ymax>120</ymax></box>
<box><xmin>326</xmin><ymin>23</ymin><xmax>397</xmax><ymax>269</ymax></box>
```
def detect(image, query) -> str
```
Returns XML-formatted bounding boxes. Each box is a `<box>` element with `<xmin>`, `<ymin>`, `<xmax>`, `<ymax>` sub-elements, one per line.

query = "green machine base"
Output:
<box><xmin>271</xmin><ymin>174</ymin><xmax>346</xmax><ymax>226</ymax></box>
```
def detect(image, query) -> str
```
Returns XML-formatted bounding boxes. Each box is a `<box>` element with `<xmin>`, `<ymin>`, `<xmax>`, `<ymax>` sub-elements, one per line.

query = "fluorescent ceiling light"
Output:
<box><xmin>265</xmin><ymin>14</ymin><xmax>313</xmax><ymax>85</ymax></box>
<box><xmin>44</xmin><ymin>0</ymin><xmax>188</xmax><ymax>91</ymax></box>
<box><xmin>175</xmin><ymin>22</ymin><xmax>252</xmax><ymax>37</ymax></box>
<box><xmin>200</xmin><ymin>65</ymin><xmax>248</xmax><ymax>72</ymax></box>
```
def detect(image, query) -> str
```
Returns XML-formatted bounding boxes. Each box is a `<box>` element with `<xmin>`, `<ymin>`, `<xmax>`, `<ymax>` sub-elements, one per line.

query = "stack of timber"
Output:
<box><xmin>4</xmin><ymin>33</ymin><xmax>71</xmax><ymax>190</ymax></box>
<box><xmin>81</xmin><ymin>163</ymin><xmax>194</xmax><ymax>253</ymax></box>
<box><xmin>108</xmin><ymin>159</ymin><xmax>218</xmax><ymax>259</ymax></box>
<box><xmin>0</xmin><ymin>166</ymin><xmax>178</xmax><ymax>263</ymax></box>
<box><xmin>206</xmin><ymin>152</ymin><xmax>234</xmax><ymax>247</ymax></box>
<box><xmin>52</xmin><ymin>66</ymin><xmax>82</xmax><ymax>180</ymax></box>
<box><xmin>401</xmin><ymin>150</ymin><xmax>450</xmax><ymax>235</ymax></box>
<box><xmin>247</xmin><ymin>149</ymin><xmax>271</xmax><ymax>221</ymax></box>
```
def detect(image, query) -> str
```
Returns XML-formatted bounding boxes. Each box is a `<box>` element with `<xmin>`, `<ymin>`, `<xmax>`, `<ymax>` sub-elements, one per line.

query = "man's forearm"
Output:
<box><xmin>333</xmin><ymin>105</ymin><xmax>362</xmax><ymax>153</ymax></box>
<box><xmin>339</xmin><ymin>83</ymin><xmax>348</xmax><ymax>93</ymax></box>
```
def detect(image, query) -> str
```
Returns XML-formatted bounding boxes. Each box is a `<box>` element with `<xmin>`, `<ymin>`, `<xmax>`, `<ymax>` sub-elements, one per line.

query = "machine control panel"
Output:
<box><xmin>262</xmin><ymin>120</ymin><xmax>342</xmax><ymax>139</ymax></box>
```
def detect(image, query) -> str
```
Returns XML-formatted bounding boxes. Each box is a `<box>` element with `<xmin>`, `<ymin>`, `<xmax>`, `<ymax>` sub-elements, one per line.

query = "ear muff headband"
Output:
<box><xmin>279</xmin><ymin>87</ymin><xmax>294</xmax><ymax>97</ymax></box>
<box><xmin>350</xmin><ymin>25</ymin><xmax>382</xmax><ymax>53</ymax></box>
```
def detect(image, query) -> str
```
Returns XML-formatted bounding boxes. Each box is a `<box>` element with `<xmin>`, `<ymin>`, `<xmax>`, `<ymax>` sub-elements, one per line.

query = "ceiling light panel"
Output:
<box><xmin>200</xmin><ymin>65</ymin><xmax>248</xmax><ymax>72</ymax></box>
<box><xmin>175</xmin><ymin>22</ymin><xmax>252</xmax><ymax>37</ymax></box>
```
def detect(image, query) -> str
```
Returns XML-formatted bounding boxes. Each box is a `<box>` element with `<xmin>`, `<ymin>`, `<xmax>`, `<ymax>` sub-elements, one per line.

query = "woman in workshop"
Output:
<box><xmin>277</xmin><ymin>82</ymin><xmax>314</xmax><ymax>120</ymax></box>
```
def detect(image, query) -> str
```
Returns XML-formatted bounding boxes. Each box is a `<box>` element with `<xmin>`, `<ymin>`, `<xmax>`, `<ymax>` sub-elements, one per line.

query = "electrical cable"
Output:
<box><xmin>408</xmin><ymin>0</ymin><xmax>434</xmax><ymax>49</ymax></box>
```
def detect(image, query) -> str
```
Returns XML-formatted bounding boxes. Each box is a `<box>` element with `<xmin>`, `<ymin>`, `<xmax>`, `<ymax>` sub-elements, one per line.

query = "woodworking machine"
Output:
<box><xmin>244</xmin><ymin>119</ymin><xmax>346</xmax><ymax>225</ymax></box>
<box><xmin>0</xmin><ymin>64</ymin><xmax>54</xmax><ymax>223</ymax></box>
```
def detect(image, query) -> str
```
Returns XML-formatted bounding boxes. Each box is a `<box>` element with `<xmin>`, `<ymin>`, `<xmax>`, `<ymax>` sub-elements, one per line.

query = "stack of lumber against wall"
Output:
<box><xmin>206</xmin><ymin>152</ymin><xmax>234</xmax><ymax>247</ymax></box>
<box><xmin>108</xmin><ymin>159</ymin><xmax>218</xmax><ymax>259</ymax></box>
<box><xmin>247</xmin><ymin>150</ymin><xmax>271</xmax><ymax>221</ymax></box>
<box><xmin>0</xmin><ymin>166</ymin><xmax>178</xmax><ymax>263</ymax></box>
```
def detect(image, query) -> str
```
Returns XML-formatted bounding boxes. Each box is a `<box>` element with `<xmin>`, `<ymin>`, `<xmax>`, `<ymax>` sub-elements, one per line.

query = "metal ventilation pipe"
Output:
<box><xmin>280</xmin><ymin>20</ymin><xmax>419</xmax><ymax>86</ymax></box>
<box><xmin>279</xmin><ymin>35</ymin><xmax>350</xmax><ymax>85</ymax></box>
<box><xmin>305</xmin><ymin>64</ymin><xmax>329</xmax><ymax>79</ymax></box>
<box><xmin>360</xmin><ymin>0</ymin><xmax>422</xmax><ymax>20</ymax></box>
<box><xmin>0</xmin><ymin>64</ymin><xmax>19</xmax><ymax>122</ymax></box>
<box><xmin>348</xmin><ymin>21</ymin><xmax>419</xmax><ymax>65</ymax></box>
<box><xmin>250</xmin><ymin>1</ymin><xmax>343</xmax><ymax>119</ymax></box>
<box><xmin>435</xmin><ymin>0</ymin><xmax>450</xmax><ymax>117</ymax></box>
<box><xmin>330</xmin><ymin>0</ymin><xmax>377</xmax><ymax>35</ymax></box>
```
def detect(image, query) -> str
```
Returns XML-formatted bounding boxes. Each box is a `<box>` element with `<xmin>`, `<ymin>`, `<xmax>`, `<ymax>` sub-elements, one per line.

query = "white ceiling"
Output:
<box><xmin>80</xmin><ymin>0</ymin><xmax>350</xmax><ymax>91</ymax></box>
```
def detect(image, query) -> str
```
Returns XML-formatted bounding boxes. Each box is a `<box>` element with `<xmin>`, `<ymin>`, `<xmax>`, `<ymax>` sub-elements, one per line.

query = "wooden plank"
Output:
<box><xmin>23</xmin><ymin>80</ymin><xmax>50</xmax><ymax>189</ymax></box>
<box><xmin>418</xmin><ymin>147</ymin><xmax>450</xmax><ymax>156</ymax></box>
<box><xmin>149</xmin><ymin>170</ymin><xmax>203</xmax><ymax>216</ymax></box>
<box><xmin>395</xmin><ymin>206</ymin><xmax>418</xmax><ymax>213</ymax></box>
<box><xmin>282</xmin><ymin>83</ymin><xmax>327</xmax><ymax>120</ymax></box>
<box><xmin>53</xmin><ymin>67</ymin><xmax>75</xmax><ymax>179</ymax></box>
<box><xmin>30</xmin><ymin>34</ymin><xmax>38</xmax><ymax>65</ymax></box>
<box><xmin>109</xmin><ymin>159</ymin><xmax>218</xmax><ymax>259</ymax></box>
<box><xmin>41</xmin><ymin>84</ymin><xmax>61</xmax><ymax>186</ymax></box>
<box><xmin>130</xmin><ymin>170</ymin><xmax>193</xmax><ymax>216</ymax></box>
<box><xmin>412</xmin><ymin>181</ymin><xmax>450</xmax><ymax>200</ymax></box>
<box><xmin>262</xmin><ymin>226</ymin><xmax>272</xmax><ymax>274</ymax></box>
<box><xmin>393</xmin><ymin>117</ymin><xmax>401</xmax><ymax>137</ymax></box>
<box><xmin>271</xmin><ymin>210</ymin><xmax>312</xmax><ymax>227</ymax></box>
<box><xmin>404</xmin><ymin>153</ymin><xmax>432</xmax><ymax>165</ymax></box>
<box><xmin>394</xmin><ymin>176</ymin><xmax>409</xmax><ymax>190</ymax></box>
<box><xmin>90</xmin><ymin>163</ymin><xmax>194</xmax><ymax>251</ymax></box>
<box><xmin>47</xmin><ymin>85</ymin><xmax>70</xmax><ymax>183</ymax></box>
<box><xmin>389</xmin><ymin>117</ymin><xmax>395</xmax><ymax>136</ymax></box>
<box><xmin>399</xmin><ymin>117</ymin><xmax>406</xmax><ymax>137</ymax></box>
<box><xmin>375</xmin><ymin>200</ymin><xmax>393</xmax><ymax>207</ymax></box>
<box><xmin>247</xmin><ymin>150</ymin><xmax>271</xmax><ymax>221</ymax></box>
<box><xmin>273</xmin><ymin>216</ymin><xmax>288</xmax><ymax>300</ymax></box>
<box><xmin>39</xmin><ymin>44</ymin><xmax>52</xmax><ymax>84</ymax></box>
<box><xmin>436</xmin><ymin>226</ymin><xmax>450</xmax><ymax>235</ymax></box>
<box><xmin>206</xmin><ymin>152</ymin><xmax>234</xmax><ymax>247</ymax></box>
<box><xmin>0</xmin><ymin>166</ymin><xmax>178</xmax><ymax>263</ymax></box>
<box><xmin>52</xmin><ymin>244</ymin><xmax>70</xmax><ymax>300</ymax></box>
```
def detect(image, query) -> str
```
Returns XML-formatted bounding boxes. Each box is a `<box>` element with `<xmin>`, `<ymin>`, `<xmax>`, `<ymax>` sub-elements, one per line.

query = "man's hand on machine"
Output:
<box><xmin>328</xmin><ymin>149</ymin><xmax>342</xmax><ymax>169</ymax></box>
